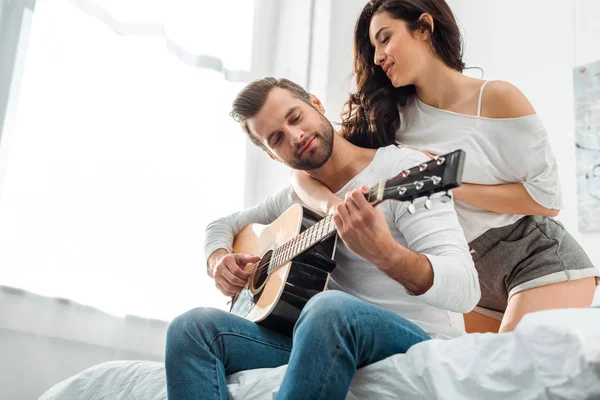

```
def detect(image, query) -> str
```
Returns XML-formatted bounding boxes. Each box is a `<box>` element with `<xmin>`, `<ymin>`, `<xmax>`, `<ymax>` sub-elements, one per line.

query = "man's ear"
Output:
<box><xmin>417</xmin><ymin>13</ymin><xmax>434</xmax><ymax>40</ymax></box>
<box><xmin>309</xmin><ymin>94</ymin><xmax>326</xmax><ymax>114</ymax></box>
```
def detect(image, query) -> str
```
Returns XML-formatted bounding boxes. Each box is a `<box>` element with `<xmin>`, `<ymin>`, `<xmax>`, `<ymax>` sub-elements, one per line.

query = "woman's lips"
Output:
<box><xmin>385</xmin><ymin>63</ymin><xmax>394</xmax><ymax>78</ymax></box>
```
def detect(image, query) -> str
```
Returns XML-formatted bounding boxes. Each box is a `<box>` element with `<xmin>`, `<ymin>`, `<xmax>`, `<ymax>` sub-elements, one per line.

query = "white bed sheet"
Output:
<box><xmin>39</xmin><ymin>308</ymin><xmax>600</xmax><ymax>400</ymax></box>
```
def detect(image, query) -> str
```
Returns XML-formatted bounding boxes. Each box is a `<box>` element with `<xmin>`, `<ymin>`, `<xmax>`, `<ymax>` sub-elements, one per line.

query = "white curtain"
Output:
<box><xmin>0</xmin><ymin>0</ymin><xmax>255</xmax><ymax>321</ymax></box>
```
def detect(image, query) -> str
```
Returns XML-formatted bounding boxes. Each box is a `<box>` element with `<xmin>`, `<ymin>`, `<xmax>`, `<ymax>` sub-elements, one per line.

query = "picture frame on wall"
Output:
<box><xmin>574</xmin><ymin>60</ymin><xmax>600</xmax><ymax>233</ymax></box>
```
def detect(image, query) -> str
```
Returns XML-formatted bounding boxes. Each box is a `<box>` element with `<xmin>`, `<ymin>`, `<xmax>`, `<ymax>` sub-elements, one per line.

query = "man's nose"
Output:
<box><xmin>289</xmin><ymin>127</ymin><xmax>305</xmax><ymax>147</ymax></box>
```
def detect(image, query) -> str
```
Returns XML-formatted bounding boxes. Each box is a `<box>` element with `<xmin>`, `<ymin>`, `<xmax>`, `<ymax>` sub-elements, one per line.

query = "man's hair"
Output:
<box><xmin>230</xmin><ymin>77</ymin><xmax>312</xmax><ymax>148</ymax></box>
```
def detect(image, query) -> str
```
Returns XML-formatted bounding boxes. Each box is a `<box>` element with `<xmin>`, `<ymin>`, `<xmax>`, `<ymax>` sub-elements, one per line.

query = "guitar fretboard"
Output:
<box><xmin>259</xmin><ymin>150</ymin><xmax>462</xmax><ymax>278</ymax></box>
<box><xmin>268</xmin><ymin>214</ymin><xmax>337</xmax><ymax>274</ymax></box>
<box><xmin>266</xmin><ymin>181</ymin><xmax>386</xmax><ymax>274</ymax></box>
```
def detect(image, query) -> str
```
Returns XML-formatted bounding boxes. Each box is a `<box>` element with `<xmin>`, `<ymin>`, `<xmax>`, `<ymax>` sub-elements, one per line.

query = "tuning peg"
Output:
<box><xmin>424</xmin><ymin>196</ymin><xmax>433</xmax><ymax>210</ymax></box>
<box><xmin>407</xmin><ymin>202</ymin><xmax>416</xmax><ymax>214</ymax></box>
<box><xmin>440</xmin><ymin>190</ymin><xmax>453</xmax><ymax>203</ymax></box>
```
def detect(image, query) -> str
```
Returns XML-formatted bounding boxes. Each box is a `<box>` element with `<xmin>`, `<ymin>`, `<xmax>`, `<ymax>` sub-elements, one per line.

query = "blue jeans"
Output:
<box><xmin>165</xmin><ymin>290</ymin><xmax>430</xmax><ymax>400</ymax></box>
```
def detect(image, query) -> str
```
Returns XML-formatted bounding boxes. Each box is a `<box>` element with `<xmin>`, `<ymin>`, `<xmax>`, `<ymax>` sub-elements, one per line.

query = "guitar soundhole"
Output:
<box><xmin>250</xmin><ymin>249</ymin><xmax>271</xmax><ymax>294</ymax></box>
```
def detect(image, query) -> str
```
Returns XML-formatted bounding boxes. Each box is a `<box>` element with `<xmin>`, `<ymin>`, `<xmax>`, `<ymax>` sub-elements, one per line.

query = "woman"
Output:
<box><xmin>290</xmin><ymin>0</ymin><xmax>598</xmax><ymax>332</ymax></box>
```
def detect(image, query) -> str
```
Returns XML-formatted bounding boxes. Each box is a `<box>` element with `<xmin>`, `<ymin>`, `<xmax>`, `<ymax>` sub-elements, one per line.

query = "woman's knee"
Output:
<box><xmin>500</xmin><ymin>277</ymin><xmax>597</xmax><ymax>333</ymax></box>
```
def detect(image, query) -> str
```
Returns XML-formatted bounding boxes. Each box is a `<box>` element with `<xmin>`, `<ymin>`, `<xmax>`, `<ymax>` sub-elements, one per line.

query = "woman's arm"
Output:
<box><xmin>452</xmin><ymin>183</ymin><xmax>559</xmax><ymax>217</ymax></box>
<box><xmin>459</xmin><ymin>81</ymin><xmax>559</xmax><ymax>217</ymax></box>
<box><xmin>289</xmin><ymin>170</ymin><xmax>342</xmax><ymax>214</ymax></box>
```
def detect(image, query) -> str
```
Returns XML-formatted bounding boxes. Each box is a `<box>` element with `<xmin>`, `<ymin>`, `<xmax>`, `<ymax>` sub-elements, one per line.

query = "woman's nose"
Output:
<box><xmin>374</xmin><ymin>48</ymin><xmax>385</xmax><ymax>66</ymax></box>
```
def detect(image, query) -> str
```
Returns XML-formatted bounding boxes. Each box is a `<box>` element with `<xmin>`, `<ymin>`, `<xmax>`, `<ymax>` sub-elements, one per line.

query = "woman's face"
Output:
<box><xmin>369</xmin><ymin>11</ymin><xmax>430</xmax><ymax>88</ymax></box>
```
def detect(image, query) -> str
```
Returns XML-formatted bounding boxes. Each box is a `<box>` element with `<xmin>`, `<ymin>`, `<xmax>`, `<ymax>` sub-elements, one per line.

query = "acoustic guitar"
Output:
<box><xmin>229</xmin><ymin>149</ymin><xmax>465</xmax><ymax>335</ymax></box>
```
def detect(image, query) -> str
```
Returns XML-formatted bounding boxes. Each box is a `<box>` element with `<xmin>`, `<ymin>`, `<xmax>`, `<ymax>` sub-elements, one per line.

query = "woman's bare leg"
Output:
<box><xmin>499</xmin><ymin>277</ymin><xmax>596</xmax><ymax>333</ymax></box>
<box><xmin>464</xmin><ymin>310</ymin><xmax>501</xmax><ymax>334</ymax></box>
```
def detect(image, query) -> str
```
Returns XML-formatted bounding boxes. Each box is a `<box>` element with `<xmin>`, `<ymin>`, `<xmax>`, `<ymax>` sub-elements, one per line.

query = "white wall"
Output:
<box><xmin>0</xmin><ymin>286</ymin><xmax>167</xmax><ymax>400</ymax></box>
<box><xmin>0</xmin><ymin>0</ymin><xmax>35</xmax><ymax>200</ymax></box>
<box><xmin>317</xmin><ymin>0</ymin><xmax>365</xmax><ymax>124</ymax></box>
<box><xmin>242</xmin><ymin>0</ymin><xmax>315</xmax><ymax>207</ymax></box>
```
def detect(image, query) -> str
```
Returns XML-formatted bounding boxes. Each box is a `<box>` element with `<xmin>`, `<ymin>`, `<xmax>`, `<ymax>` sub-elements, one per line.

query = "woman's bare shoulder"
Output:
<box><xmin>480</xmin><ymin>80</ymin><xmax>536</xmax><ymax>118</ymax></box>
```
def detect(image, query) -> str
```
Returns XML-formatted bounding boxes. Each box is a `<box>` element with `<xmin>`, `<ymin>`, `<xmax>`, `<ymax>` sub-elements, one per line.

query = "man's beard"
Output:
<box><xmin>286</xmin><ymin>116</ymin><xmax>335</xmax><ymax>171</ymax></box>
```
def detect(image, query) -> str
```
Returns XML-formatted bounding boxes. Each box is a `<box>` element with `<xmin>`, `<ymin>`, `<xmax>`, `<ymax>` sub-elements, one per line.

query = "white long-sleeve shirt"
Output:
<box><xmin>205</xmin><ymin>145</ymin><xmax>480</xmax><ymax>339</ymax></box>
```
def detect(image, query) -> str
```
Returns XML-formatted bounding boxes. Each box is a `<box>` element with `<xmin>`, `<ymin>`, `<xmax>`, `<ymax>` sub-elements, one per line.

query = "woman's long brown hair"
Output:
<box><xmin>342</xmin><ymin>0</ymin><xmax>465</xmax><ymax>148</ymax></box>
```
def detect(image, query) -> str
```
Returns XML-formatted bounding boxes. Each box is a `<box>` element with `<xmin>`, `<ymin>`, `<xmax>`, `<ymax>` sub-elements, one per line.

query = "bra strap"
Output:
<box><xmin>477</xmin><ymin>80</ymin><xmax>491</xmax><ymax>117</ymax></box>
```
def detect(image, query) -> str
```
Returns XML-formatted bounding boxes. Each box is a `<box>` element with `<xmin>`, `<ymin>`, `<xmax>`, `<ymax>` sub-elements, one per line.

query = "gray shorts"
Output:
<box><xmin>468</xmin><ymin>215</ymin><xmax>599</xmax><ymax>312</ymax></box>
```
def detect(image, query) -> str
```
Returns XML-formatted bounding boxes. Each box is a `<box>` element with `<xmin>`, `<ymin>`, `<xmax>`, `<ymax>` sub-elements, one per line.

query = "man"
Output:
<box><xmin>165</xmin><ymin>77</ymin><xmax>480</xmax><ymax>400</ymax></box>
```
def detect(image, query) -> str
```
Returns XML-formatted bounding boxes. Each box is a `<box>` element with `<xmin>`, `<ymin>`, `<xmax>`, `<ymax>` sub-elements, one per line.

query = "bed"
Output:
<box><xmin>38</xmin><ymin>308</ymin><xmax>600</xmax><ymax>400</ymax></box>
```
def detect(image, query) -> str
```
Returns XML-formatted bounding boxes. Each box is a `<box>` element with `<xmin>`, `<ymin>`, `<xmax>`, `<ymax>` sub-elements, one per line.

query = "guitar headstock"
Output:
<box><xmin>366</xmin><ymin>149</ymin><xmax>465</xmax><ymax>205</ymax></box>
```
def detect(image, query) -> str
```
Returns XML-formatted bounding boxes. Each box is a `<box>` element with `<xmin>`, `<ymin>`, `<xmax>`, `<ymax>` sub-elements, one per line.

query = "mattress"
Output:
<box><xmin>39</xmin><ymin>308</ymin><xmax>600</xmax><ymax>400</ymax></box>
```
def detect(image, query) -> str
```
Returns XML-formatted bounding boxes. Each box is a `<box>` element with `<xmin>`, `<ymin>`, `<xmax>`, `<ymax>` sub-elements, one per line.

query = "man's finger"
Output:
<box><xmin>223</xmin><ymin>270</ymin><xmax>248</xmax><ymax>289</ymax></box>
<box><xmin>351</xmin><ymin>187</ymin><xmax>371</xmax><ymax>208</ymax></box>
<box><xmin>218</xmin><ymin>277</ymin><xmax>242</xmax><ymax>295</ymax></box>
<box><xmin>234</xmin><ymin>253</ymin><xmax>261</xmax><ymax>268</ymax></box>
<box><xmin>222</xmin><ymin>255</ymin><xmax>252</xmax><ymax>280</ymax></box>
<box><xmin>222</xmin><ymin>260</ymin><xmax>249</xmax><ymax>287</ymax></box>
<box><xmin>345</xmin><ymin>193</ymin><xmax>361</xmax><ymax>215</ymax></box>
<box><xmin>332</xmin><ymin>211</ymin><xmax>345</xmax><ymax>233</ymax></box>
<box><xmin>336</xmin><ymin>203</ymin><xmax>350</xmax><ymax>227</ymax></box>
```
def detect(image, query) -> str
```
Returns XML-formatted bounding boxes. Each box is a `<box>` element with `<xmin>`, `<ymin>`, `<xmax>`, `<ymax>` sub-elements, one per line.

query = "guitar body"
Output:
<box><xmin>230</xmin><ymin>204</ymin><xmax>337</xmax><ymax>335</ymax></box>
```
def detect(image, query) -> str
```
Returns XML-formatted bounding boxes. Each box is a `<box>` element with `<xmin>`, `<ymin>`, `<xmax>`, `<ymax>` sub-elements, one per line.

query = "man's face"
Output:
<box><xmin>246</xmin><ymin>88</ymin><xmax>334</xmax><ymax>170</ymax></box>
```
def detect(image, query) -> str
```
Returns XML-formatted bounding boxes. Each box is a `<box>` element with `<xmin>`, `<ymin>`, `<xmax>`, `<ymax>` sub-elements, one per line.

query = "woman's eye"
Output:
<box><xmin>382</xmin><ymin>36</ymin><xmax>389</xmax><ymax>44</ymax></box>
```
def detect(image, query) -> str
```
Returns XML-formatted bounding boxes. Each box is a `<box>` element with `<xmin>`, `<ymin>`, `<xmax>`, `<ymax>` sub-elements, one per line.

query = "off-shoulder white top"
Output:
<box><xmin>397</xmin><ymin>82</ymin><xmax>563</xmax><ymax>242</ymax></box>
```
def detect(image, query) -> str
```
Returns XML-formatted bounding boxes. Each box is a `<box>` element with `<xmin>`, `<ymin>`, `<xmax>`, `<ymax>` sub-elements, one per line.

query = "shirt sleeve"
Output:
<box><xmin>520</xmin><ymin>117</ymin><xmax>563</xmax><ymax>209</ymax></box>
<box><xmin>389</xmin><ymin>152</ymin><xmax>481</xmax><ymax>313</ymax></box>
<box><xmin>392</xmin><ymin>197</ymin><xmax>481</xmax><ymax>313</ymax></box>
<box><xmin>491</xmin><ymin>115</ymin><xmax>564</xmax><ymax>209</ymax></box>
<box><xmin>203</xmin><ymin>186</ymin><xmax>294</xmax><ymax>265</ymax></box>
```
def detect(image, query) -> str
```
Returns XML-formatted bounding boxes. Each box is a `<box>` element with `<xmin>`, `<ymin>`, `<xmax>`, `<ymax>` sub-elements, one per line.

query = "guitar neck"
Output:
<box><xmin>266</xmin><ymin>179</ymin><xmax>419</xmax><ymax>273</ymax></box>
<box><xmin>269</xmin><ymin>213</ymin><xmax>337</xmax><ymax>273</ymax></box>
<box><xmin>268</xmin><ymin>185</ymin><xmax>381</xmax><ymax>273</ymax></box>
<box><xmin>267</xmin><ymin>149</ymin><xmax>465</xmax><ymax>274</ymax></box>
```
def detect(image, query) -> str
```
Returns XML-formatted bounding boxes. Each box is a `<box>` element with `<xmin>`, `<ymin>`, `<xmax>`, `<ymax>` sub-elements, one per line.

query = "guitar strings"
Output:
<box><xmin>246</xmin><ymin>216</ymin><xmax>337</xmax><ymax>280</ymax></box>
<box><xmin>244</xmin><ymin>185</ymin><xmax>409</xmax><ymax>280</ymax></box>
<box><xmin>244</xmin><ymin>179</ymin><xmax>440</xmax><ymax>280</ymax></box>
